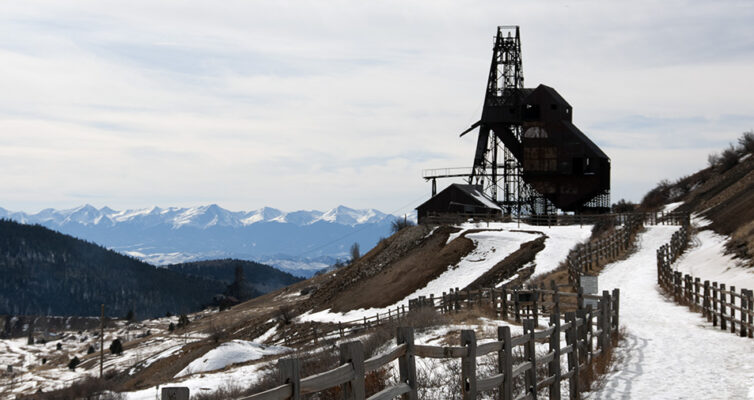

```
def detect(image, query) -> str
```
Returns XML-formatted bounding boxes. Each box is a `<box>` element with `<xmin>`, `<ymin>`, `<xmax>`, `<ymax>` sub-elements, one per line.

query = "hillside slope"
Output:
<box><xmin>166</xmin><ymin>259</ymin><xmax>303</xmax><ymax>294</ymax></box>
<box><xmin>642</xmin><ymin>147</ymin><xmax>754</xmax><ymax>264</ymax></box>
<box><xmin>0</xmin><ymin>219</ymin><xmax>226</xmax><ymax>318</ymax></box>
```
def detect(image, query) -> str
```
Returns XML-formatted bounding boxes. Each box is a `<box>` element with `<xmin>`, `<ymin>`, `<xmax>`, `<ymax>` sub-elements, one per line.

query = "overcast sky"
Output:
<box><xmin>1</xmin><ymin>1</ymin><xmax>753</xmax><ymax>214</ymax></box>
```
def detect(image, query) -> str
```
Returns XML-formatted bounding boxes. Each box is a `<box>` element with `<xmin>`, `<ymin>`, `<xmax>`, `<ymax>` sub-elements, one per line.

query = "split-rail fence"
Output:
<box><xmin>282</xmin><ymin>282</ymin><xmax>610</xmax><ymax>348</ymax></box>
<box><xmin>242</xmin><ymin>290</ymin><xmax>619</xmax><ymax>400</ymax></box>
<box><xmin>657</xmin><ymin>219</ymin><xmax>754</xmax><ymax>338</ymax></box>
<box><xmin>565</xmin><ymin>211</ymin><xmax>689</xmax><ymax>288</ymax></box>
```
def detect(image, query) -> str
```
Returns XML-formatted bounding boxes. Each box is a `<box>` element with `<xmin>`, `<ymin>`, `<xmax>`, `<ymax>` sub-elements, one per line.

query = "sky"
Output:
<box><xmin>1</xmin><ymin>1</ymin><xmax>753</xmax><ymax>215</ymax></box>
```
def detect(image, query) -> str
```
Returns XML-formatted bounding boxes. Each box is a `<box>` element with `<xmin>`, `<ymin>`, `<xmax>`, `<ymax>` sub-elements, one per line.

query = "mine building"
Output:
<box><xmin>416</xmin><ymin>184</ymin><xmax>502</xmax><ymax>224</ymax></box>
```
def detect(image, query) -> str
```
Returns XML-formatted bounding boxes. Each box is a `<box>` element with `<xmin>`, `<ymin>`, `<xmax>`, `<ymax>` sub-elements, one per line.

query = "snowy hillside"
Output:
<box><xmin>0</xmin><ymin>204</ymin><xmax>403</xmax><ymax>276</ymax></box>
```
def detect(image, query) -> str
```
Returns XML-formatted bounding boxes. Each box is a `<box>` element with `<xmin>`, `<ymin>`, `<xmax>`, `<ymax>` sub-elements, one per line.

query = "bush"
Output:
<box><xmin>109</xmin><ymin>338</ymin><xmax>123</xmax><ymax>355</ymax></box>
<box><xmin>708</xmin><ymin>152</ymin><xmax>720</xmax><ymax>168</ymax></box>
<box><xmin>391</xmin><ymin>217</ymin><xmax>415</xmax><ymax>233</ymax></box>
<box><xmin>640</xmin><ymin>179</ymin><xmax>672</xmax><ymax>209</ymax></box>
<box><xmin>611</xmin><ymin>199</ymin><xmax>637</xmax><ymax>213</ymax></box>
<box><xmin>738</xmin><ymin>131</ymin><xmax>754</xmax><ymax>154</ymax></box>
<box><xmin>718</xmin><ymin>143</ymin><xmax>739</xmax><ymax>171</ymax></box>
<box><xmin>350</xmin><ymin>242</ymin><xmax>360</xmax><ymax>263</ymax></box>
<box><xmin>67</xmin><ymin>356</ymin><xmax>80</xmax><ymax>371</ymax></box>
<box><xmin>177</xmin><ymin>314</ymin><xmax>190</xmax><ymax>329</ymax></box>
<box><xmin>168</xmin><ymin>322</ymin><xmax>175</xmax><ymax>332</ymax></box>
<box><xmin>87</xmin><ymin>345</ymin><xmax>95</xmax><ymax>354</ymax></box>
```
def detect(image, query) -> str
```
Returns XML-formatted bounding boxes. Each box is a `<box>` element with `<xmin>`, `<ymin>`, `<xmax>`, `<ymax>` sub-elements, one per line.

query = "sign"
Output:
<box><xmin>161</xmin><ymin>387</ymin><xmax>189</xmax><ymax>400</ymax></box>
<box><xmin>580</xmin><ymin>275</ymin><xmax>599</xmax><ymax>309</ymax></box>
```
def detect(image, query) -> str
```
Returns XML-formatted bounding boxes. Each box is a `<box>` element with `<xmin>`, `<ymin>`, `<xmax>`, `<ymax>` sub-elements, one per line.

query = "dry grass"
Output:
<box><xmin>17</xmin><ymin>376</ymin><xmax>124</xmax><ymax>400</ymax></box>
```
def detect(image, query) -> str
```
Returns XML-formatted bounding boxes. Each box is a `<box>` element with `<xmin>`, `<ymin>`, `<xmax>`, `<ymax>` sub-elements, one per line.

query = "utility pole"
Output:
<box><xmin>100</xmin><ymin>303</ymin><xmax>104</xmax><ymax>379</ymax></box>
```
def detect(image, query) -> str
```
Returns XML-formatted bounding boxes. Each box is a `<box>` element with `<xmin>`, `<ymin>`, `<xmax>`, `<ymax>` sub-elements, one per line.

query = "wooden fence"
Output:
<box><xmin>242</xmin><ymin>289</ymin><xmax>619</xmax><ymax>400</ymax></box>
<box><xmin>565</xmin><ymin>212</ymin><xmax>689</xmax><ymax>288</ymax></box>
<box><xmin>282</xmin><ymin>282</ymin><xmax>613</xmax><ymax>348</ymax></box>
<box><xmin>657</xmin><ymin>222</ymin><xmax>754</xmax><ymax>338</ymax></box>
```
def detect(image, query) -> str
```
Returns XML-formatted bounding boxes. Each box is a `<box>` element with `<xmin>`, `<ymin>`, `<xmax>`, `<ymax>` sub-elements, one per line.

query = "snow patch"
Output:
<box><xmin>176</xmin><ymin>340</ymin><xmax>290</xmax><ymax>377</ymax></box>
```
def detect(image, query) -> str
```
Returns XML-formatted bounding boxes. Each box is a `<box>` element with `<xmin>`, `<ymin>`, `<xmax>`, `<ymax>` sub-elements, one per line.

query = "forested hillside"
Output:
<box><xmin>0</xmin><ymin>219</ymin><xmax>225</xmax><ymax>318</ymax></box>
<box><xmin>166</xmin><ymin>259</ymin><xmax>302</xmax><ymax>294</ymax></box>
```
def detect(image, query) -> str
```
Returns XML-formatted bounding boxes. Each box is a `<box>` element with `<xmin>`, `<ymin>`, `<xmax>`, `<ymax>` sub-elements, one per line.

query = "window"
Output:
<box><xmin>523</xmin><ymin>127</ymin><xmax>548</xmax><ymax>138</ymax></box>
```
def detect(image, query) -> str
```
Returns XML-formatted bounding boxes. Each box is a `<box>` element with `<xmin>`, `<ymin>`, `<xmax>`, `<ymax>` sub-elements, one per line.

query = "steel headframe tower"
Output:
<box><xmin>463</xmin><ymin>26</ymin><xmax>527</xmax><ymax>215</ymax></box>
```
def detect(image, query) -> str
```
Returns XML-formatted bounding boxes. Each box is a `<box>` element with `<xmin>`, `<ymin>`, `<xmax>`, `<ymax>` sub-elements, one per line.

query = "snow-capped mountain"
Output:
<box><xmin>0</xmin><ymin>204</ymin><xmax>402</xmax><ymax>277</ymax></box>
<box><xmin>0</xmin><ymin>204</ymin><xmax>391</xmax><ymax>229</ymax></box>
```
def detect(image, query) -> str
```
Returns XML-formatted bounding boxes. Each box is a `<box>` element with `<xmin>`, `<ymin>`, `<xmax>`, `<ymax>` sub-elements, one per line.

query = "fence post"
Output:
<box><xmin>514</xmin><ymin>290</ymin><xmax>521</xmax><ymax>322</ymax></box>
<box><xmin>396</xmin><ymin>327</ymin><xmax>418</xmax><ymax>400</ymax></box>
<box><xmin>549</xmin><ymin>313</ymin><xmax>561</xmax><ymax>400</ymax></box>
<box><xmin>741</xmin><ymin>290</ymin><xmax>748</xmax><ymax>338</ymax></box>
<box><xmin>720</xmin><ymin>283</ymin><xmax>727</xmax><ymax>331</ymax></box>
<box><xmin>340</xmin><ymin>341</ymin><xmax>365</xmax><ymax>400</ymax></box>
<box><xmin>501</xmin><ymin>289</ymin><xmax>509</xmax><ymax>320</ymax></box>
<box><xmin>746</xmin><ymin>289</ymin><xmax>754</xmax><ymax>337</ymax></box>
<box><xmin>551</xmin><ymin>280</ymin><xmax>561</xmax><ymax>317</ymax></box>
<box><xmin>565</xmin><ymin>312</ymin><xmax>579</xmax><ymax>399</ymax></box>
<box><xmin>577</xmin><ymin>287</ymin><xmax>585</xmax><ymax>310</ymax></box>
<box><xmin>730</xmin><ymin>286</ymin><xmax>736</xmax><ymax>334</ymax></box>
<box><xmin>612</xmin><ymin>288</ymin><xmax>620</xmax><ymax>330</ymax></box>
<box><xmin>585</xmin><ymin>305</ymin><xmax>594</xmax><ymax>364</ymax></box>
<box><xmin>461</xmin><ymin>330</ymin><xmax>477</xmax><ymax>400</ymax></box>
<box><xmin>498</xmin><ymin>326</ymin><xmax>513</xmax><ymax>400</ymax></box>
<box><xmin>694</xmin><ymin>277</ymin><xmax>701</xmax><ymax>311</ymax></box>
<box><xmin>523</xmin><ymin>319</ymin><xmax>537</xmax><ymax>399</ymax></box>
<box><xmin>703</xmin><ymin>280</ymin><xmax>710</xmax><ymax>321</ymax></box>
<box><xmin>279</xmin><ymin>358</ymin><xmax>301</xmax><ymax>400</ymax></box>
<box><xmin>598</xmin><ymin>292</ymin><xmax>608</xmax><ymax>350</ymax></box>
<box><xmin>712</xmin><ymin>282</ymin><xmax>719</xmax><ymax>326</ymax></box>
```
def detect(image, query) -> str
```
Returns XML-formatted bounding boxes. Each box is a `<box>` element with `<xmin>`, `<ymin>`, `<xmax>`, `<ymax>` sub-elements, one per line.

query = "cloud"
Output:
<box><xmin>0</xmin><ymin>1</ymin><xmax>752</xmax><ymax>213</ymax></box>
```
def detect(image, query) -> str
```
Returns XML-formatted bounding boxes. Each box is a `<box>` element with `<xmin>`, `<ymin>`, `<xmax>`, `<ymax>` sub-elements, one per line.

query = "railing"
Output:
<box><xmin>657</xmin><ymin>222</ymin><xmax>754</xmax><ymax>338</ymax></box>
<box><xmin>422</xmin><ymin>167</ymin><xmax>474</xmax><ymax>179</ymax></box>
<box><xmin>242</xmin><ymin>290</ymin><xmax>619</xmax><ymax>400</ymax></box>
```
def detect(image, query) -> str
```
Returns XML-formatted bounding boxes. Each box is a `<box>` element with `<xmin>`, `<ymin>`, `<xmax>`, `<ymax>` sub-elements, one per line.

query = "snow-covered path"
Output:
<box><xmin>592</xmin><ymin>226</ymin><xmax>754</xmax><ymax>400</ymax></box>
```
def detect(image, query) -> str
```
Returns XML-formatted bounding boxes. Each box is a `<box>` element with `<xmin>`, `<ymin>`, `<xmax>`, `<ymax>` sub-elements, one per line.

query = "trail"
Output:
<box><xmin>591</xmin><ymin>226</ymin><xmax>754</xmax><ymax>399</ymax></box>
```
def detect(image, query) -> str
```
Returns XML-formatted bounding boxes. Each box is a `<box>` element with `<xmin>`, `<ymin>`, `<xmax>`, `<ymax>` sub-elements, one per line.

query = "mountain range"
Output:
<box><xmin>0</xmin><ymin>204</ymin><xmax>403</xmax><ymax>277</ymax></box>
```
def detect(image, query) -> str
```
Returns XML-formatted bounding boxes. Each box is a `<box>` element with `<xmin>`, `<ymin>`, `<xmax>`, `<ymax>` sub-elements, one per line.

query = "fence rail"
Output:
<box><xmin>242</xmin><ymin>288</ymin><xmax>619</xmax><ymax>400</ymax></box>
<box><xmin>657</xmin><ymin>221</ymin><xmax>754</xmax><ymax>338</ymax></box>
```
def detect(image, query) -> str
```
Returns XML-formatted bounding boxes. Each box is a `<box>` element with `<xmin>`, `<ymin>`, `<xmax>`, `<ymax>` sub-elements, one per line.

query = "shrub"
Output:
<box><xmin>738</xmin><ymin>131</ymin><xmax>754</xmax><ymax>154</ymax></box>
<box><xmin>718</xmin><ymin>143</ymin><xmax>739</xmax><ymax>171</ymax></box>
<box><xmin>168</xmin><ymin>322</ymin><xmax>175</xmax><ymax>332</ymax></box>
<box><xmin>109</xmin><ymin>338</ymin><xmax>123</xmax><ymax>355</ymax></box>
<box><xmin>87</xmin><ymin>345</ymin><xmax>95</xmax><ymax>354</ymax></box>
<box><xmin>640</xmin><ymin>179</ymin><xmax>672</xmax><ymax>209</ymax></box>
<box><xmin>611</xmin><ymin>199</ymin><xmax>637</xmax><ymax>213</ymax></box>
<box><xmin>350</xmin><ymin>242</ymin><xmax>360</xmax><ymax>262</ymax></box>
<box><xmin>391</xmin><ymin>217</ymin><xmax>415</xmax><ymax>233</ymax></box>
<box><xmin>67</xmin><ymin>356</ymin><xmax>80</xmax><ymax>371</ymax></box>
<box><xmin>177</xmin><ymin>314</ymin><xmax>190</xmax><ymax>329</ymax></box>
<box><xmin>708</xmin><ymin>152</ymin><xmax>720</xmax><ymax>168</ymax></box>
